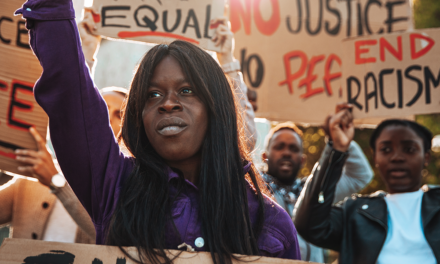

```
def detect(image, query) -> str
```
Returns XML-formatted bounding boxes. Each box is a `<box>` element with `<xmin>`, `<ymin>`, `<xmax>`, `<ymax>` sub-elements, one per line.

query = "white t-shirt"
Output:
<box><xmin>376</xmin><ymin>189</ymin><xmax>436</xmax><ymax>264</ymax></box>
<box><xmin>42</xmin><ymin>199</ymin><xmax>78</xmax><ymax>243</ymax></box>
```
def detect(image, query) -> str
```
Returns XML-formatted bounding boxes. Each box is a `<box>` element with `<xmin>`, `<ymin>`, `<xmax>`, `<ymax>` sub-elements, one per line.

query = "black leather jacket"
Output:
<box><xmin>294</xmin><ymin>148</ymin><xmax>440</xmax><ymax>264</ymax></box>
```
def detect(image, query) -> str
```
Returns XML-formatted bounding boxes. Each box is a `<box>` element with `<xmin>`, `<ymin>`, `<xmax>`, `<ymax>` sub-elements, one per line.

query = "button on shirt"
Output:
<box><xmin>377</xmin><ymin>189</ymin><xmax>436</xmax><ymax>264</ymax></box>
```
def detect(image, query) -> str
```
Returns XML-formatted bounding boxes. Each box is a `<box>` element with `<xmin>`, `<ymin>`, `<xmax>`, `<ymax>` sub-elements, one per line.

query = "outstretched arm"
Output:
<box><xmin>294</xmin><ymin>109</ymin><xmax>353</xmax><ymax>251</ymax></box>
<box><xmin>212</xmin><ymin>17</ymin><xmax>257</xmax><ymax>151</ymax></box>
<box><xmin>15</xmin><ymin>0</ymin><xmax>133</xmax><ymax>233</ymax></box>
<box><xmin>319</xmin><ymin>103</ymin><xmax>373</xmax><ymax>203</ymax></box>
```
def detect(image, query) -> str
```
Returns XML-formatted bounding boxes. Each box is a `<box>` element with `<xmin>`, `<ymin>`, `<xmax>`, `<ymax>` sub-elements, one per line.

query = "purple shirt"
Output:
<box><xmin>15</xmin><ymin>0</ymin><xmax>300</xmax><ymax>259</ymax></box>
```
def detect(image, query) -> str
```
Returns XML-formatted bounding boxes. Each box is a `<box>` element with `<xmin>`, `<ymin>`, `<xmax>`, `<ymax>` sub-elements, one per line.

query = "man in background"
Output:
<box><xmin>262</xmin><ymin>103</ymin><xmax>374</xmax><ymax>262</ymax></box>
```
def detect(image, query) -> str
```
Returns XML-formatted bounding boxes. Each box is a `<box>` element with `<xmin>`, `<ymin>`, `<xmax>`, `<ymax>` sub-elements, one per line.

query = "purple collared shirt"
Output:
<box><xmin>15</xmin><ymin>0</ymin><xmax>300</xmax><ymax>259</ymax></box>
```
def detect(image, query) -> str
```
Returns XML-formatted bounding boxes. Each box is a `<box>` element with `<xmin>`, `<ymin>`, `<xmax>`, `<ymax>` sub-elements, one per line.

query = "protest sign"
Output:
<box><xmin>91</xmin><ymin>0</ymin><xmax>226</xmax><ymax>52</ymax></box>
<box><xmin>0</xmin><ymin>0</ymin><xmax>47</xmax><ymax>176</ymax></box>
<box><xmin>342</xmin><ymin>28</ymin><xmax>440</xmax><ymax>119</ymax></box>
<box><xmin>0</xmin><ymin>239</ymin><xmax>318</xmax><ymax>264</ymax></box>
<box><xmin>231</xmin><ymin>0</ymin><xmax>411</xmax><ymax>124</ymax></box>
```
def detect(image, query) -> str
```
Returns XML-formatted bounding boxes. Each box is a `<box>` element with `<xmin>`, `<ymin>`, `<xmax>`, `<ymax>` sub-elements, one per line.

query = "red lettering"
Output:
<box><xmin>7</xmin><ymin>80</ymin><xmax>34</xmax><ymax>132</ymax></box>
<box><xmin>0</xmin><ymin>80</ymin><xmax>7</xmax><ymax>126</ymax></box>
<box><xmin>230</xmin><ymin>0</ymin><xmax>252</xmax><ymax>34</ymax></box>
<box><xmin>410</xmin><ymin>33</ymin><xmax>435</xmax><ymax>60</ymax></box>
<box><xmin>278</xmin><ymin>51</ymin><xmax>308</xmax><ymax>94</ymax></box>
<box><xmin>253</xmin><ymin>0</ymin><xmax>280</xmax><ymax>36</ymax></box>
<box><xmin>298</xmin><ymin>55</ymin><xmax>326</xmax><ymax>99</ymax></box>
<box><xmin>380</xmin><ymin>36</ymin><xmax>402</xmax><ymax>62</ymax></box>
<box><xmin>355</xmin><ymin>40</ymin><xmax>377</xmax><ymax>64</ymax></box>
<box><xmin>323</xmin><ymin>54</ymin><xmax>342</xmax><ymax>96</ymax></box>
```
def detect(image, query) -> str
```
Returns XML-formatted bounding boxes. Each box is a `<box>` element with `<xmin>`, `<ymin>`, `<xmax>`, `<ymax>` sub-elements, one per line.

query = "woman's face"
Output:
<box><xmin>374</xmin><ymin>125</ymin><xmax>430</xmax><ymax>194</ymax></box>
<box><xmin>142</xmin><ymin>56</ymin><xmax>208</xmax><ymax>164</ymax></box>
<box><xmin>103</xmin><ymin>91</ymin><xmax>125</xmax><ymax>136</ymax></box>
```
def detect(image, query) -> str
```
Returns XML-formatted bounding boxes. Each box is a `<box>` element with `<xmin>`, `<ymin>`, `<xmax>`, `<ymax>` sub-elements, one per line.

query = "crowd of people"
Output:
<box><xmin>0</xmin><ymin>0</ymin><xmax>438</xmax><ymax>263</ymax></box>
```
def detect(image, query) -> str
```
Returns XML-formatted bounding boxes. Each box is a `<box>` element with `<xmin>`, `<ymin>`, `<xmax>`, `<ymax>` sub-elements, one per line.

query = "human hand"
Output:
<box><xmin>15</xmin><ymin>127</ymin><xmax>58</xmax><ymax>187</ymax></box>
<box><xmin>211</xmin><ymin>17</ymin><xmax>235</xmax><ymax>66</ymax></box>
<box><xmin>328</xmin><ymin>104</ymin><xmax>354</xmax><ymax>152</ymax></box>
<box><xmin>322</xmin><ymin>103</ymin><xmax>353</xmax><ymax>140</ymax></box>
<box><xmin>78</xmin><ymin>8</ymin><xmax>101</xmax><ymax>62</ymax></box>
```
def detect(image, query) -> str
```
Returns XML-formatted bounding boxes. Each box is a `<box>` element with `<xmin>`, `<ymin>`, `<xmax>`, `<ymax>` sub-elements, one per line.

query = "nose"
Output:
<box><xmin>281</xmin><ymin>148</ymin><xmax>292</xmax><ymax>158</ymax></box>
<box><xmin>390</xmin><ymin>149</ymin><xmax>405</xmax><ymax>163</ymax></box>
<box><xmin>159</xmin><ymin>93</ymin><xmax>182</xmax><ymax>113</ymax></box>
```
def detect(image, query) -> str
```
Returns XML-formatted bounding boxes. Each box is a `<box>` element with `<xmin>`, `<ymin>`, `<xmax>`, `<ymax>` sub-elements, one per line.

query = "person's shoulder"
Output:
<box><xmin>259</xmin><ymin>195</ymin><xmax>298</xmax><ymax>257</ymax></box>
<box><xmin>334</xmin><ymin>190</ymin><xmax>387</xmax><ymax>208</ymax></box>
<box><xmin>422</xmin><ymin>185</ymin><xmax>440</xmax><ymax>201</ymax></box>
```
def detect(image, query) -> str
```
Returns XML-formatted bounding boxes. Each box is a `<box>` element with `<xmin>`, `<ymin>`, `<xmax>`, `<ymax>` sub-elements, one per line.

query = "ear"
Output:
<box><xmin>300</xmin><ymin>154</ymin><xmax>306</xmax><ymax>167</ymax></box>
<box><xmin>424</xmin><ymin>152</ymin><xmax>431</xmax><ymax>167</ymax></box>
<box><xmin>262</xmin><ymin>152</ymin><xmax>267</xmax><ymax>163</ymax></box>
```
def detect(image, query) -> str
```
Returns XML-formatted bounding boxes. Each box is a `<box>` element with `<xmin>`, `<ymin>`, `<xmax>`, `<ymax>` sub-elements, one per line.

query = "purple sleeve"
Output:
<box><xmin>15</xmin><ymin>0</ymin><xmax>134</xmax><ymax>227</ymax></box>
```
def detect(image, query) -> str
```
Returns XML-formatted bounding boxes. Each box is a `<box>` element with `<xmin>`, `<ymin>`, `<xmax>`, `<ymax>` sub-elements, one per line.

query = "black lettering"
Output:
<box><xmin>385</xmin><ymin>1</ymin><xmax>408</xmax><ymax>33</ymax></box>
<box><xmin>347</xmin><ymin>77</ymin><xmax>363</xmax><ymax>110</ymax></box>
<box><xmin>364</xmin><ymin>72</ymin><xmax>377</xmax><ymax>113</ymax></box>
<box><xmin>424</xmin><ymin>66</ymin><xmax>440</xmax><ymax>104</ymax></box>
<box><xmin>163</xmin><ymin>9</ymin><xmax>181</xmax><ymax>32</ymax></box>
<box><xmin>404</xmin><ymin>65</ymin><xmax>423</xmax><ymax>107</ymax></box>
<box><xmin>286</xmin><ymin>0</ymin><xmax>302</xmax><ymax>34</ymax></box>
<box><xmin>92</xmin><ymin>258</ymin><xmax>103</xmax><ymax>264</ymax></box>
<box><xmin>397</xmin><ymin>69</ymin><xmax>403</xmax><ymax>108</ymax></box>
<box><xmin>23</xmin><ymin>251</ymin><xmax>75</xmax><ymax>264</ymax></box>
<box><xmin>116</xmin><ymin>258</ymin><xmax>127</xmax><ymax>264</ymax></box>
<box><xmin>8</xmin><ymin>82</ymin><xmax>33</xmax><ymax>130</ymax></box>
<box><xmin>0</xmin><ymin>17</ymin><xmax>13</xmax><ymax>44</ymax></box>
<box><xmin>346</xmin><ymin>0</ymin><xmax>352</xmax><ymax>37</ymax></box>
<box><xmin>16</xmin><ymin>21</ymin><xmax>30</xmax><ymax>49</ymax></box>
<box><xmin>357</xmin><ymin>2</ymin><xmax>363</xmax><ymax>36</ymax></box>
<box><xmin>135</xmin><ymin>5</ymin><xmax>159</xmax><ymax>31</ymax></box>
<box><xmin>246</xmin><ymin>55</ymin><xmax>264</xmax><ymax>88</ymax></box>
<box><xmin>378</xmin><ymin>69</ymin><xmax>395</xmax><ymax>108</ymax></box>
<box><xmin>364</xmin><ymin>0</ymin><xmax>384</xmax><ymax>34</ymax></box>
<box><xmin>203</xmin><ymin>5</ymin><xmax>212</xmax><ymax>39</ymax></box>
<box><xmin>240</xmin><ymin>49</ymin><xmax>264</xmax><ymax>88</ymax></box>
<box><xmin>182</xmin><ymin>9</ymin><xmax>201</xmax><ymax>39</ymax></box>
<box><xmin>102</xmin><ymin>6</ymin><xmax>131</xmax><ymax>28</ymax></box>
<box><xmin>305</xmin><ymin>0</ymin><xmax>322</xmax><ymax>36</ymax></box>
<box><xmin>325</xmin><ymin>0</ymin><xmax>341</xmax><ymax>36</ymax></box>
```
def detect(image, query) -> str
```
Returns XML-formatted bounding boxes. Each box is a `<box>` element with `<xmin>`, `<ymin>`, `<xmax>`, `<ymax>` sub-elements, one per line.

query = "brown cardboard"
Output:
<box><xmin>231</xmin><ymin>0</ymin><xmax>411</xmax><ymax>125</ymax></box>
<box><xmin>0</xmin><ymin>0</ymin><xmax>47</xmax><ymax>177</ymax></box>
<box><xmin>342</xmin><ymin>28</ymin><xmax>440</xmax><ymax>119</ymax></box>
<box><xmin>0</xmin><ymin>239</ymin><xmax>318</xmax><ymax>264</ymax></box>
<box><xmin>92</xmin><ymin>0</ymin><xmax>226</xmax><ymax>52</ymax></box>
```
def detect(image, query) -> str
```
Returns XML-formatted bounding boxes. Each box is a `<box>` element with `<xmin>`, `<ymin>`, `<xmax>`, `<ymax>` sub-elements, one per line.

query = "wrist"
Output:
<box><xmin>221</xmin><ymin>59</ymin><xmax>240</xmax><ymax>74</ymax></box>
<box><xmin>219</xmin><ymin>54</ymin><xmax>234</xmax><ymax>66</ymax></box>
<box><xmin>49</xmin><ymin>173</ymin><xmax>66</xmax><ymax>194</ymax></box>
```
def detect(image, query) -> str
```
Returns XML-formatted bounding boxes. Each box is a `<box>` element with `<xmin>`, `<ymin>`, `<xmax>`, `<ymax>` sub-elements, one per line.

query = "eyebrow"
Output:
<box><xmin>149</xmin><ymin>78</ymin><xmax>190</xmax><ymax>88</ymax></box>
<box><xmin>378</xmin><ymin>140</ymin><xmax>418</xmax><ymax>145</ymax></box>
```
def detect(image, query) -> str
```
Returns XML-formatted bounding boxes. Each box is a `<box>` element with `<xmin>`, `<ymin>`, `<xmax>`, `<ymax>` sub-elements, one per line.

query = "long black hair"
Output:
<box><xmin>106</xmin><ymin>41</ymin><xmax>266</xmax><ymax>264</ymax></box>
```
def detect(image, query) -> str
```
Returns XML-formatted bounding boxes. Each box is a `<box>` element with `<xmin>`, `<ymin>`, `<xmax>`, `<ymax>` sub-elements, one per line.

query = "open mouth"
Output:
<box><xmin>388</xmin><ymin>169</ymin><xmax>408</xmax><ymax>178</ymax></box>
<box><xmin>157</xmin><ymin>117</ymin><xmax>188</xmax><ymax>136</ymax></box>
<box><xmin>279</xmin><ymin>160</ymin><xmax>293</xmax><ymax>171</ymax></box>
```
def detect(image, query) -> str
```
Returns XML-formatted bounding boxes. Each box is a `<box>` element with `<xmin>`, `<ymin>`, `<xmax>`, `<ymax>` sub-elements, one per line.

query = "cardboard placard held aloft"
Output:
<box><xmin>0</xmin><ymin>239</ymin><xmax>318</xmax><ymax>264</ymax></box>
<box><xmin>92</xmin><ymin>0</ymin><xmax>226</xmax><ymax>52</ymax></box>
<box><xmin>0</xmin><ymin>0</ymin><xmax>47</xmax><ymax>177</ymax></box>
<box><xmin>231</xmin><ymin>0</ymin><xmax>411</xmax><ymax>124</ymax></box>
<box><xmin>342</xmin><ymin>28</ymin><xmax>440</xmax><ymax>119</ymax></box>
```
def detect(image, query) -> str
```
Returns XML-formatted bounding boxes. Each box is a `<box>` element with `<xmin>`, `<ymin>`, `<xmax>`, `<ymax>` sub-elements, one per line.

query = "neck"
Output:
<box><xmin>268</xmin><ymin>173</ymin><xmax>297</xmax><ymax>186</ymax></box>
<box><xmin>167</xmin><ymin>154</ymin><xmax>202</xmax><ymax>185</ymax></box>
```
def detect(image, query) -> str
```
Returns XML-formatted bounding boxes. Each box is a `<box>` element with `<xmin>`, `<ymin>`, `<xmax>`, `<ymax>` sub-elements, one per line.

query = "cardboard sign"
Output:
<box><xmin>0</xmin><ymin>239</ymin><xmax>318</xmax><ymax>264</ymax></box>
<box><xmin>231</xmin><ymin>0</ymin><xmax>410</xmax><ymax>124</ymax></box>
<box><xmin>342</xmin><ymin>28</ymin><xmax>440</xmax><ymax>119</ymax></box>
<box><xmin>91</xmin><ymin>0</ymin><xmax>226</xmax><ymax>52</ymax></box>
<box><xmin>0</xmin><ymin>0</ymin><xmax>47</xmax><ymax>176</ymax></box>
